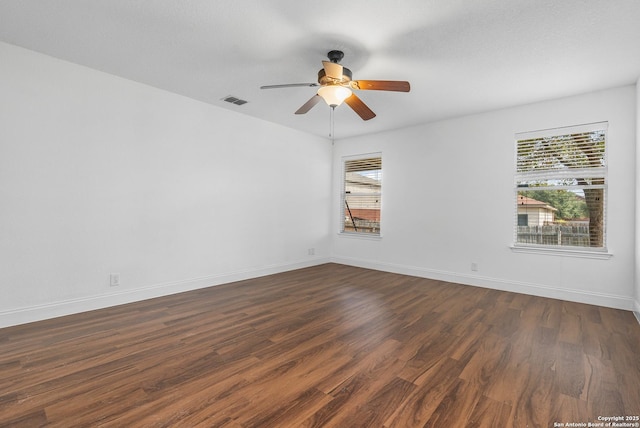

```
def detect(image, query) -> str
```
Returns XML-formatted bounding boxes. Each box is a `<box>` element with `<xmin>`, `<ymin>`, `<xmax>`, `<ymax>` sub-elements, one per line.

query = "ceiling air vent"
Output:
<box><xmin>221</xmin><ymin>95</ymin><xmax>248</xmax><ymax>106</ymax></box>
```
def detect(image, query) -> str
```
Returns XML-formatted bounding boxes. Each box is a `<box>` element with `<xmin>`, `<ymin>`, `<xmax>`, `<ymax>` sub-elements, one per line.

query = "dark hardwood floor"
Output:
<box><xmin>1</xmin><ymin>263</ymin><xmax>639</xmax><ymax>427</ymax></box>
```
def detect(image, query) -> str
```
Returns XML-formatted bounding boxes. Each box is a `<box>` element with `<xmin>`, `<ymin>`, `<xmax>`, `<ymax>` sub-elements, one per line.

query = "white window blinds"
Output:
<box><xmin>516</xmin><ymin>123</ymin><xmax>607</xmax><ymax>181</ymax></box>
<box><xmin>514</xmin><ymin>122</ymin><xmax>607</xmax><ymax>249</ymax></box>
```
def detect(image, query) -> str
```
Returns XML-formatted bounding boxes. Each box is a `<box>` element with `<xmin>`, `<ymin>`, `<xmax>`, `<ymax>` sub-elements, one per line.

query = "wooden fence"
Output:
<box><xmin>517</xmin><ymin>225</ymin><xmax>590</xmax><ymax>247</ymax></box>
<box><xmin>343</xmin><ymin>219</ymin><xmax>380</xmax><ymax>234</ymax></box>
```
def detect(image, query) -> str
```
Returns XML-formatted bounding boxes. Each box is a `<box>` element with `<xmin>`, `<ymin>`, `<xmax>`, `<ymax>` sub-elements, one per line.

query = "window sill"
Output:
<box><xmin>510</xmin><ymin>245</ymin><xmax>612</xmax><ymax>259</ymax></box>
<box><xmin>338</xmin><ymin>232</ymin><xmax>382</xmax><ymax>241</ymax></box>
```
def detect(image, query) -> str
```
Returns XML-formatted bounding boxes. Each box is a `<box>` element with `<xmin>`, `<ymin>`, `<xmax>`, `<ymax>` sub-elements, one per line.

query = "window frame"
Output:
<box><xmin>339</xmin><ymin>153</ymin><xmax>383</xmax><ymax>237</ymax></box>
<box><xmin>512</xmin><ymin>122</ymin><xmax>611</xmax><ymax>258</ymax></box>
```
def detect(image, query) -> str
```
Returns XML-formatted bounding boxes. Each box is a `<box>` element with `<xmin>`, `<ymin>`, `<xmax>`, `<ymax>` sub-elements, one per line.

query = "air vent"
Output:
<box><xmin>221</xmin><ymin>95</ymin><xmax>248</xmax><ymax>106</ymax></box>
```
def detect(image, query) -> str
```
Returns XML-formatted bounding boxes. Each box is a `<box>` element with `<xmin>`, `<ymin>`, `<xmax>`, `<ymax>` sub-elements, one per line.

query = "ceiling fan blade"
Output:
<box><xmin>261</xmin><ymin>83</ymin><xmax>318</xmax><ymax>89</ymax></box>
<box><xmin>351</xmin><ymin>80</ymin><xmax>410</xmax><ymax>92</ymax></box>
<box><xmin>344</xmin><ymin>93</ymin><xmax>376</xmax><ymax>121</ymax></box>
<box><xmin>322</xmin><ymin>61</ymin><xmax>343</xmax><ymax>80</ymax></box>
<box><xmin>295</xmin><ymin>95</ymin><xmax>322</xmax><ymax>114</ymax></box>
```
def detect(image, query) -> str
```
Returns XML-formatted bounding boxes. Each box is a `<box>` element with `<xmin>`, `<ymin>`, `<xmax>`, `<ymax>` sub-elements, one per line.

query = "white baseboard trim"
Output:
<box><xmin>0</xmin><ymin>258</ymin><xmax>329</xmax><ymax>329</ymax></box>
<box><xmin>331</xmin><ymin>256</ymin><xmax>635</xmax><ymax>311</ymax></box>
<box><xmin>634</xmin><ymin>300</ymin><xmax>640</xmax><ymax>326</ymax></box>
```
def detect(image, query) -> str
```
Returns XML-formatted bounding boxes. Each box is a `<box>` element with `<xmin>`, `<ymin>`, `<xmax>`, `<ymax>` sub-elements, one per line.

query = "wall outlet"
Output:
<box><xmin>471</xmin><ymin>262</ymin><xmax>478</xmax><ymax>272</ymax></box>
<box><xmin>308</xmin><ymin>248</ymin><xmax>315</xmax><ymax>256</ymax></box>
<box><xmin>109</xmin><ymin>273</ymin><xmax>120</xmax><ymax>287</ymax></box>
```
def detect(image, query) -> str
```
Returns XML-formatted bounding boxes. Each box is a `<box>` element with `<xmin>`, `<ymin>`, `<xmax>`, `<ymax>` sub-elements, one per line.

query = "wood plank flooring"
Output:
<box><xmin>1</xmin><ymin>263</ymin><xmax>639</xmax><ymax>427</ymax></box>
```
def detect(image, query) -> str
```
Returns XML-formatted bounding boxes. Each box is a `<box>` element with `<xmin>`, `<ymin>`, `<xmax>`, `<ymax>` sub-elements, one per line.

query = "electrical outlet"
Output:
<box><xmin>308</xmin><ymin>248</ymin><xmax>315</xmax><ymax>255</ymax></box>
<box><xmin>109</xmin><ymin>273</ymin><xmax>120</xmax><ymax>287</ymax></box>
<box><xmin>471</xmin><ymin>262</ymin><xmax>478</xmax><ymax>272</ymax></box>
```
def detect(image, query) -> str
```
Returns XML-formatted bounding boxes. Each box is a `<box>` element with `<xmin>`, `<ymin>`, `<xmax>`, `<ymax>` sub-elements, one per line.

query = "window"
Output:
<box><xmin>514</xmin><ymin>122</ymin><xmax>607</xmax><ymax>251</ymax></box>
<box><xmin>517</xmin><ymin>214</ymin><xmax>528</xmax><ymax>226</ymax></box>
<box><xmin>341</xmin><ymin>155</ymin><xmax>382</xmax><ymax>235</ymax></box>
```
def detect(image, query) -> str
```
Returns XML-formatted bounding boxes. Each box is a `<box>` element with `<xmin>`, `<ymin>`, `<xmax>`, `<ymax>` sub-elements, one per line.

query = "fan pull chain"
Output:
<box><xmin>329</xmin><ymin>106</ymin><xmax>335</xmax><ymax>139</ymax></box>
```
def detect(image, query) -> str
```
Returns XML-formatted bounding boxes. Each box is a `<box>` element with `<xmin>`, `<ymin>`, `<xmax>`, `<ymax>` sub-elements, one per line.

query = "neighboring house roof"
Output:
<box><xmin>517</xmin><ymin>195</ymin><xmax>558</xmax><ymax>211</ymax></box>
<box><xmin>345</xmin><ymin>172</ymin><xmax>381</xmax><ymax>189</ymax></box>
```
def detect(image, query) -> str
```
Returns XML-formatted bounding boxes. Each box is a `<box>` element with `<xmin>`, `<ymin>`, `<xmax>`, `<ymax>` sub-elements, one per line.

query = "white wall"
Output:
<box><xmin>332</xmin><ymin>85</ymin><xmax>637</xmax><ymax>310</ymax></box>
<box><xmin>0</xmin><ymin>42</ymin><xmax>332</xmax><ymax>328</ymax></box>
<box><xmin>1</xmin><ymin>40</ymin><xmax>637</xmax><ymax>328</ymax></box>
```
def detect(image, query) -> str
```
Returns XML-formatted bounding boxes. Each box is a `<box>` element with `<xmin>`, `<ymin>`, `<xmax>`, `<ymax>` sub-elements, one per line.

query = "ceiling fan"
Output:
<box><xmin>260</xmin><ymin>50</ymin><xmax>410</xmax><ymax>121</ymax></box>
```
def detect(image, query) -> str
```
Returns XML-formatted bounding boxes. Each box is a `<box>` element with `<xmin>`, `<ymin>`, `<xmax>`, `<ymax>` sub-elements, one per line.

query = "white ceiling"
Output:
<box><xmin>1</xmin><ymin>1</ymin><xmax>640</xmax><ymax>139</ymax></box>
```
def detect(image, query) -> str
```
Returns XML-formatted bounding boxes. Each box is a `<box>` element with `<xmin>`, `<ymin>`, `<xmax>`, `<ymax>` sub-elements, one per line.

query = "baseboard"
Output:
<box><xmin>331</xmin><ymin>256</ymin><xmax>635</xmax><ymax>311</ymax></box>
<box><xmin>0</xmin><ymin>257</ymin><xmax>330</xmax><ymax>329</ymax></box>
<box><xmin>3</xmin><ymin>257</ymin><xmax>634</xmax><ymax>330</ymax></box>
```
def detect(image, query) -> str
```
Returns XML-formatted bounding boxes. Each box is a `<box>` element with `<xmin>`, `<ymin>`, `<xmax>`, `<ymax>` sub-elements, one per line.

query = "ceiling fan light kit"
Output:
<box><xmin>260</xmin><ymin>50</ymin><xmax>410</xmax><ymax>121</ymax></box>
<box><xmin>317</xmin><ymin>85</ymin><xmax>352</xmax><ymax>107</ymax></box>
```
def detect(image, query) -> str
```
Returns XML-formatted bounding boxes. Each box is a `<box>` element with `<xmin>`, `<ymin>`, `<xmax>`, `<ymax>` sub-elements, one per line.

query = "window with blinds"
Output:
<box><xmin>342</xmin><ymin>155</ymin><xmax>382</xmax><ymax>235</ymax></box>
<box><xmin>515</xmin><ymin>122</ymin><xmax>607</xmax><ymax>250</ymax></box>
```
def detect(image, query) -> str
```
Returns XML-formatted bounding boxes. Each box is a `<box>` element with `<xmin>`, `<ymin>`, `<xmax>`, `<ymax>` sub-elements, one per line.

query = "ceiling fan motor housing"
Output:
<box><xmin>318</xmin><ymin>50</ymin><xmax>352</xmax><ymax>85</ymax></box>
<box><xmin>317</xmin><ymin>67</ymin><xmax>352</xmax><ymax>85</ymax></box>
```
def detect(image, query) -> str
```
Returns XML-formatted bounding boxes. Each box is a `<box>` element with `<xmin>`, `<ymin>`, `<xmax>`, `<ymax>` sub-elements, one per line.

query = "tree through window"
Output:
<box><xmin>515</xmin><ymin>122</ymin><xmax>607</xmax><ymax>250</ymax></box>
